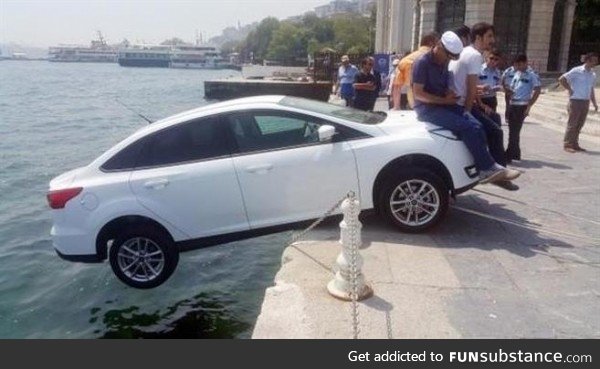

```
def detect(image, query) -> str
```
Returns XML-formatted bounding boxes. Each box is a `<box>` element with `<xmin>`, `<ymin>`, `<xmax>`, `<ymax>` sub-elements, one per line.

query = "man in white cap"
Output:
<box><xmin>335</xmin><ymin>55</ymin><xmax>359</xmax><ymax>107</ymax></box>
<box><xmin>411</xmin><ymin>31</ymin><xmax>518</xmax><ymax>185</ymax></box>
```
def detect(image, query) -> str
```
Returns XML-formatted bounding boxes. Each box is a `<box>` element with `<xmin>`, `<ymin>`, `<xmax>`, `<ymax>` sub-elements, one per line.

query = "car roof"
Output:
<box><xmin>156</xmin><ymin>95</ymin><xmax>286</xmax><ymax>124</ymax></box>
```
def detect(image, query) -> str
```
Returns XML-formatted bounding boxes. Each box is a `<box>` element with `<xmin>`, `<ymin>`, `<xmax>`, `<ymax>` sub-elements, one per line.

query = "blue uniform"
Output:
<box><xmin>479</xmin><ymin>63</ymin><xmax>501</xmax><ymax>98</ymax></box>
<box><xmin>509</xmin><ymin>69</ymin><xmax>541</xmax><ymax>105</ymax></box>
<box><xmin>505</xmin><ymin>67</ymin><xmax>541</xmax><ymax>162</ymax></box>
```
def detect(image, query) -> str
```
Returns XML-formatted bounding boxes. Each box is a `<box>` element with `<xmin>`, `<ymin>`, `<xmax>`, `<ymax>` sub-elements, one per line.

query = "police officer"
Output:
<box><xmin>505</xmin><ymin>54</ymin><xmax>541</xmax><ymax>164</ymax></box>
<box><xmin>479</xmin><ymin>50</ymin><xmax>502</xmax><ymax>113</ymax></box>
<box><xmin>501</xmin><ymin>61</ymin><xmax>516</xmax><ymax>121</ymax></box>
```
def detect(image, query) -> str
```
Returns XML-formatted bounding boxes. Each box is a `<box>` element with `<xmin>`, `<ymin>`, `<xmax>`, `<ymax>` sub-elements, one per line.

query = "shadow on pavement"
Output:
<box><xmin>509</xmin><ymin>159</ymin><xmax>572</xmax><ymax>170</ymax></box>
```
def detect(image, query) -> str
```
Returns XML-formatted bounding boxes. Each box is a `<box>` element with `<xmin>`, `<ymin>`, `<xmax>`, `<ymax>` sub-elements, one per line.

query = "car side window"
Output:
<box><xmin>135</xmin><ymin>116</ymin><xmax>232</xmax><ymax>168</ymax></box>
<box><xmin>226</xmin><ymin>111</ymin><xmax>329</xmax><ymax>154</ymax></box>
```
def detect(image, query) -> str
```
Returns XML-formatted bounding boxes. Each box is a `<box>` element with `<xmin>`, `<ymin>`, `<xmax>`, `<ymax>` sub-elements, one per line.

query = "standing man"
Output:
<box><xmin>505</xmin><ymin>54</ymin><xmax>541</xmax><ymax>163</ymax></box>
<box><xmin>393</xmin><ymin>32</ymin><xmax>439</xmax><ymax>110</ymax></box>
<box><xmin>353</xmin><ymin>58</ymin><xmax>377</xmax><ymax>111</ymax></box>
<box><xmin>335</xmin><ymin>55</ymin><xmax>359</xmax><ymax>107</ymax></box>
<box><xmin>479</xmin><ymin>50</ymin><xmax>503</xmax><ymax>112</ymax></box>
<box><xmin>411</xmin><ymin>31</ymin><xmax>518</xmax><ymax>184</ymax></box>
<box><xmin>448</xmin><ymin>22</ymin><xmax>519</xmax><ymax>190</ymax></box>
<box><xmin>559</xmin><ymin>52</ymin><xmax>598</xmax><ymax>152</ymax></box>
<box><xmin>367</xmin><ymin>56</ymin><xmax>382</xmax><ymax>111</ymax></box>
<box><xmin>386</xmin><ymin>57</ymin><xmax>400</xmax><ymax>109</ymax></box>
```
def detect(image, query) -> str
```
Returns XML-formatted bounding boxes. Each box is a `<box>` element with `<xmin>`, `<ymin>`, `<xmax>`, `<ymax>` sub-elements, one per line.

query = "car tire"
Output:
<box><xmin>109</xmin><ymin>225</ymin><xmax>179</xmax><ymax>289</ymax></box>
<box><xmin>378</xmin><ymin>168</ymin><xmax>449</xmax><ymax>233</ymax></box>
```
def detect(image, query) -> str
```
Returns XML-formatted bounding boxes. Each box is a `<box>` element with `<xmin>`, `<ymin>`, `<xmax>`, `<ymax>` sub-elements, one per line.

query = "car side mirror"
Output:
<box><xmin>318</xmin><ymin>125</ymin><xmax>336</xmax><ymax>142</ymax></box>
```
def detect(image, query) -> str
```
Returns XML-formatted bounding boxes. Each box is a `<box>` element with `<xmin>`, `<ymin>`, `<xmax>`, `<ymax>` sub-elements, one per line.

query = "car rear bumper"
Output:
<box><xmin>55</xmin><ymin>249</ymin><xmax>103</xmax><ymax>263</ymax></box>
<box><xmin>51</xmin><ymin>225</ymin><xmax>97</xmax><ymax>261</ymax></box>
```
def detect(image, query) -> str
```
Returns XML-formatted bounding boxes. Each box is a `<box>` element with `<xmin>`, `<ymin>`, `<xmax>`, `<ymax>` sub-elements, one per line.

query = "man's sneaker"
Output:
<box><xmin>503</xmin><ymin>168</ymin><xmax>521</xmax><ymax>180</ymax></box>
<box><xmin>564</xmin><ymin>146</ymin><xmax>577</xmax><ymax>153</ymax></box>
<box><xmin>479</xmin><ymin>164</ymin><xmax>507</xmax><ymax>184</ymax></box>
<box><xmin>574</xmin><ymin>145</ymin><xmax>587</xmax><ymax>152</ymax></box>
<box><xmin>492</xmin><ymin>180</ymin><xmax>519</xmax><ymax>191</ymax></box>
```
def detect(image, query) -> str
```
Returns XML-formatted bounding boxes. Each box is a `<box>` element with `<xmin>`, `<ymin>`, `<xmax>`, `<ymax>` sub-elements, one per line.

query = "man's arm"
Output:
<box><xmin>558</xmin><ymin>75</ymin><xmax>573</xmax><ymax>97</ymax></box>
<box><xmin>592</xmin><ymin>88</ymin><xmax>598</xmax><ymax>111</ymax></box>
<box><xmin>465</xmin><ymin>74</ymin><xmax>478</xmax><ymax>112</ymax></box>
<box><xmin>413</xmin><ymin>83</ymin><xmax>457</xmax><ymax>105</ymax></box>
<box><xmin>525</xmin><ymin>87</ymin><xmax>541</xmax><ymax>116</ymax></box>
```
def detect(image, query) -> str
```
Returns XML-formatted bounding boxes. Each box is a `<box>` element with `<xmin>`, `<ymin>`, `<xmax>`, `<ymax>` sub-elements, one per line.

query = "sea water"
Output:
<box><xmin>0</xmin><ymin>61</ymin><xmax>287</xmax><ymax>338</ymax></box>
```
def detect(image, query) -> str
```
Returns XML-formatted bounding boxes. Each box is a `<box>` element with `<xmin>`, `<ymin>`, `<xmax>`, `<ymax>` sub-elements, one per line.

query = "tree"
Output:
<box><xmin>239</xmin><ymin>17</ymin><xmax>280</xmax><ymax>63</ymax></box>
<box><xmin>332</xmin><ymin>14</ymin><xmax>372</xmax><ymax>54</ymax></box>
<box><xmin>266</xmin><ymin>22</ymin><xmax>307</xmax><ymax>61</ymax></box>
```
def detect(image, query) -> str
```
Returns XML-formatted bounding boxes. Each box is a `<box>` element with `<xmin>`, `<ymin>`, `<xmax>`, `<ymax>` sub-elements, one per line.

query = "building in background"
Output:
<box><xmin>375</xmin><ymin>0</ymin><xmax>580</xmax><ymax>73</ymax></box>
<box><xmin>314</xmin><ymin>0</ymin><xmax>375</xmax><ymax>18</ymax></box>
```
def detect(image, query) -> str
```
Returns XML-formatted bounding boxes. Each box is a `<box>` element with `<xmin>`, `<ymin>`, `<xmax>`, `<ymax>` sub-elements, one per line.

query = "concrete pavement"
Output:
<box><xmin>252</xmin><ymin>93</ymin><xmax>600</xmax><ymax>339</ymax></box>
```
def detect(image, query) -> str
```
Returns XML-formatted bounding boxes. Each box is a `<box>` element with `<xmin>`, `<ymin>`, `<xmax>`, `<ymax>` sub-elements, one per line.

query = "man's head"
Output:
<box><xmin>471</xmin><ymin>22</ymin><xmax>495</xmax><ymax>51</ymax></box>
<box><xmin>435</xmin><ymin>31</ymin><xmax>463</xmax><ymax>63</ymax></box>
<box><xmin>486</xmin><ymin>49</ymin><xmax>501</xmax><ymax>68</ymax></box>
<box><xmin>514</xmin><ymin>54</ymin><xmax>528</xmax><ymax>72</ymax></box>
<box><xmin>341</xmin><ymin>55</ymin><xmax>350</xmax><ymax>66</ymax></box>
<box><xmin>420</xmin><ymin>31</ymin><xmax>440</xmax><ymax>48</ymax></box>
<box><xmin>583</xmin><ymin>52</ymin><xmax>599</xmax><ymax>68</ymax></box>
<box><xmin>453</xmin><ymin>25</ymin><xmax>470</xmax><ymax>47</ymax></box>
<box><xmin>361</xmin><ymin>57</ymin><xmax>374</xmax><ymax>72</ymax></box>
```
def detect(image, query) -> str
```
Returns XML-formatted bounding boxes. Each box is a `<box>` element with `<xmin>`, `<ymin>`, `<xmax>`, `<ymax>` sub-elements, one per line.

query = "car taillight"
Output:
<box><xmin>47</xmin><ymin>187</ymin><xmax>83</xmax><ymax>209</ymax></box>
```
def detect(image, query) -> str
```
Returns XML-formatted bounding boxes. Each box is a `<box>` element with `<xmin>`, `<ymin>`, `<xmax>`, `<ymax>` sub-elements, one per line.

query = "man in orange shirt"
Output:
<box><xmin>392</xmin><ymin>32</ymin><xmax>439</xmax><ymax>110</ymax></box>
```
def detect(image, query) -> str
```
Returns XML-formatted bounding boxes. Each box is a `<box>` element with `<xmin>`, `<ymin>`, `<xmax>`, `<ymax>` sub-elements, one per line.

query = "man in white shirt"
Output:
<box><xmin>448</xmin><ymin>22</ymin><xmax>520</xmax><ymax>190</ymax></box>
<box><xmin>558</xmin><ymin>52</ymin><xmax>598</xmax><ymax>152</ymax></box>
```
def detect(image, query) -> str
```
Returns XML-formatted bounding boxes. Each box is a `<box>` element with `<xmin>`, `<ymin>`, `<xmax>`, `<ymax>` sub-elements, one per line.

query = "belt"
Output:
<box><xmin>510</xmin><ymin>99</ymin><xmax>529</xmax><ymax>106</ymax></box>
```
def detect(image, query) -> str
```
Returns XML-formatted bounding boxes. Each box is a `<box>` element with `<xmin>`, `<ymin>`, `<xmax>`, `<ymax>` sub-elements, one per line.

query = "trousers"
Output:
<box><xmin>564</xmin><ymin>99</ymin><xmax>590</xmax><ymax>147</ymax></box>
<box><xmin>416</xmin><ymin>105</ymin><xmax>495</xmax><ymax>171</ymax></box>
<box><xmin>471</xmin><ymin>107</ymin><xmax>506</xmax><ymax>166</ymax></box>
<box><xmin>506</xmin><ymin>104</ymin><xmax>528</xmax><ymax>161</ymax></box>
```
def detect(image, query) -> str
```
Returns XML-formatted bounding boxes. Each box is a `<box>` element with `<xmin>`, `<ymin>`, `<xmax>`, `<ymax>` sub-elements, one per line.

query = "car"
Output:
<box><xmin>47</xmin><ymin>95</ymin><xmax>479</xmax><ymax>289</ymax></box>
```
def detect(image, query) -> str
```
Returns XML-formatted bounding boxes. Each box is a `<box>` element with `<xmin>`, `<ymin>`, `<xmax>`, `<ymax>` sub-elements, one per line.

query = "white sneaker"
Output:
<box><xmin>479</xmin><ymin>164</ymin><xmax>507</xmax><ymax>184</ymax></box>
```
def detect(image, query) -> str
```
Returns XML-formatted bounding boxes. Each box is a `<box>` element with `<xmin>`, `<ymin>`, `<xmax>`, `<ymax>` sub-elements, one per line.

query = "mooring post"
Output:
<box><xmin>327</xmin><ymin>192</ymin><xmax>373</xmax><ymax>301</ymax></box>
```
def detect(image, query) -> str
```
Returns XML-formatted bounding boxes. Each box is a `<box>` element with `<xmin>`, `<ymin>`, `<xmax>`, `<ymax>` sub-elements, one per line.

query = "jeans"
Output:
<box><xmin>416</xmin><ymin>105</ymin><xmax>495</xmax><ymax>171</ymax></box>
<box><xmin>471</xmin><ymin>107</ymin><xmax>506</xmax><ymax>166</ymax></box>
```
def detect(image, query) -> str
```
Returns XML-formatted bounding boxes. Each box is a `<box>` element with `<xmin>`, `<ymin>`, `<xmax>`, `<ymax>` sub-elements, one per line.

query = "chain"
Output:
<box><xmin>348</xmin><ymin>192</ymin><xmax>360</xmax><ymax>339</ymax></box>
<box><xmin>288</xmin><ymin>192</ymin><xmax>351</xmax><ymax>246</ymax></box>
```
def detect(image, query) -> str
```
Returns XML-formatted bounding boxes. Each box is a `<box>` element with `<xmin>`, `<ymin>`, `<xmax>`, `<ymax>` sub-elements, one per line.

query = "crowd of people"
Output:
<box><xmin>333</xmin><ymin>23</ymin><xmax>598</xmax><ymax>191</ymax></box>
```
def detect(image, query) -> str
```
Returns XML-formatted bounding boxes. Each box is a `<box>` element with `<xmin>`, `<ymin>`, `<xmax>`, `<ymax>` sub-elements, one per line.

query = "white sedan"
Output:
<box><xmin>47</xmin><ymin>96</ymin><xmax>479</xmax><ymax>288</ymax></box>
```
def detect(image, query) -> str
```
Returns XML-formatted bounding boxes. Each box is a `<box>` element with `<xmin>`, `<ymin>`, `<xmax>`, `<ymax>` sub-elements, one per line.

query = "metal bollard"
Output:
<box><xmin>327</xmin><ymin>193</ymin><xmax>373</xmax><ymax>301</ymax></box>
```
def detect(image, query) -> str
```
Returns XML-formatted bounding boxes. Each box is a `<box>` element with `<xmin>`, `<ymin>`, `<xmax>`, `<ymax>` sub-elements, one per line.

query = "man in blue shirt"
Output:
<box><xmin>558</xmin><ymin>52</ymin><xmax>598</xmax><ymax>152</ymax></box>
<box><xmin>505</xmin><ymin>54</ymin><xmax>541</xmax><ymax>163</ymax></box>
<box><xmin>335</xmin><ymin>55</ymin><xmax>359</xmax><ymax>107</ymax></box>
<box><xmin>479</xmin><ymin>49</ymin><xmax>502</xmax><ymax>112</ymax></box>
<box><xmin>412</xmin><ymin>31</ymin><xmax>518</xmax><ymax>184</ymax></box>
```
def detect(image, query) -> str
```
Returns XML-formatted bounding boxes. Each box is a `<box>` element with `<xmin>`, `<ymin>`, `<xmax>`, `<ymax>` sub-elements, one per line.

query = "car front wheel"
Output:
<box><xmin>378</xmin><ymin>168</ymin><xmax>449</xmax><ymax>233</ymax></box>
<box><xmin>109</xmin><ymin>225</ymin><xmax>179</xmax><ymax>289</ymax></box>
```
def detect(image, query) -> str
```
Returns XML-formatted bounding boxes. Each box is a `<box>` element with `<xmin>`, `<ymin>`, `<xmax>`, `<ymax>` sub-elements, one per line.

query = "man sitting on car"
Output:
<box><xmin>411</xmin><ymin>31</ymin><xmax>520</xmax><ymax>184</ymax></box>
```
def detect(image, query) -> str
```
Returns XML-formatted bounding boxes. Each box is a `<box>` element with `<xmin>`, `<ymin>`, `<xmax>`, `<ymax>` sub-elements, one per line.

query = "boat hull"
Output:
<box><xmin>118</xmin><ymin>58</ymin><xmax>169</xmax><ymax>68</ymax></box>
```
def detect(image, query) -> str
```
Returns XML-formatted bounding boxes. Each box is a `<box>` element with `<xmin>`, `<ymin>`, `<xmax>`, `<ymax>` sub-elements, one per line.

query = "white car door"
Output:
<box><xmin>129</xmin><ymin>116</ymin><xmax>249</xmax><ymax>238</ymax></box>
<box><xmin>226</xmin><ymin>110</ymin><xmax>362</xmax><ymax>229</ymax></box>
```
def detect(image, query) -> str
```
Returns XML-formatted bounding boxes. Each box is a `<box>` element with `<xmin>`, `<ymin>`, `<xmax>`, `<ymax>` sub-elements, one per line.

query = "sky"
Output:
<box><xmin>0</xmin><ymin>0</ymin><xmax>328</xmax><ymax>47</ymax></box>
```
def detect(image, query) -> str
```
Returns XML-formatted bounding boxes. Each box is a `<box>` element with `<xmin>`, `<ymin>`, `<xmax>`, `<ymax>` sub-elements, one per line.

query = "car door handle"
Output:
<box><xmin>245</xmin><ymin>164</ymin><xmax>273</xmax><ymax>174</ymax></box>
<box><xmin>143</xmin><ymin>179</ymin><xmax>170</xmax><ymax>189</ymax></box>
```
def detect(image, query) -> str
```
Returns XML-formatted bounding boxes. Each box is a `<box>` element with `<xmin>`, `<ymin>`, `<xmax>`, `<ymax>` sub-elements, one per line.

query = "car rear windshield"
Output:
<box><xmin>279</xmin><ymin>96</ymin><xmax>387</xmax><ymax>125</ymax></box>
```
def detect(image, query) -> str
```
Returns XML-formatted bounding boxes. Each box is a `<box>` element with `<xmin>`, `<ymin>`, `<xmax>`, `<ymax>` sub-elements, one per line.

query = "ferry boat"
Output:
<box><xmin>117</xmin><ymin>44</ymin><xmax>172</xmax><ymax>68</ymax></box>
<box><xmin>48</xmin><ymin>32</ymin><xmax>117</xmax><ymax>63</ymax></box>
<box><xmin>169</xmin><ymin>45</ymin><xmax>222</xmax><ymax>69</ymax></box>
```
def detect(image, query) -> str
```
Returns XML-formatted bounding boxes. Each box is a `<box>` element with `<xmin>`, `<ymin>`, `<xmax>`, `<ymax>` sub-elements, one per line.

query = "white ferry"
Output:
<box><xmin>48</xmin><ymin>32</ymin><xmax>117</xmax><ymax>63</ymax></box>
<box><xmin>169</xmin><ymin>45</ymin><xmax>222</xmax><ymax>69</ymax></box>
<box><xmin>117</xmin><ymin>44</ymin><xmax>172</xmax><ymax>68</ymax></box>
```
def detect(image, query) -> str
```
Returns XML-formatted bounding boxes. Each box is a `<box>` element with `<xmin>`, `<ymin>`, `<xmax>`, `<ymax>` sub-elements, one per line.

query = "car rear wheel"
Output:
<box><xmin>109</xmin><ymin>225</ymin><xmax>179</xmax><ymax>289</ymax></box>
<box><xmin>378</xmin><ymin>168</ymin><xmax>449</xmax><ymax>233</ymax></box>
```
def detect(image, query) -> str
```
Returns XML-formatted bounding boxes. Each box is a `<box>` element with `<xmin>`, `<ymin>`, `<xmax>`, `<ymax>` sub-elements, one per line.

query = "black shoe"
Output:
<box><xmin>492</xmin><ymin>180</ymin><xmax>519</xmax><ymax>191</ymax></box>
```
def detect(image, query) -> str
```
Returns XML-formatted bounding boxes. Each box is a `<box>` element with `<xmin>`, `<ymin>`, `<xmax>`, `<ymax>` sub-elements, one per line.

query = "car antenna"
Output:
<box><xmin>114</xmin><ymin>98</ymin><xmax>153</xmax><ymax>124</ymax></box>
